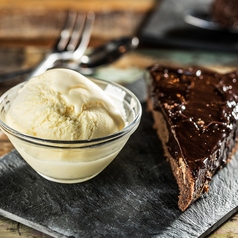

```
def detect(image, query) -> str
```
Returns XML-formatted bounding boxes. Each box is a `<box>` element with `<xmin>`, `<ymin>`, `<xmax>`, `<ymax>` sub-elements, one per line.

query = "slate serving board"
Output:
<box><xmin>0</xmin><ymin>80</ymin><xmax>238</xmax><ymax>238</ymax></box>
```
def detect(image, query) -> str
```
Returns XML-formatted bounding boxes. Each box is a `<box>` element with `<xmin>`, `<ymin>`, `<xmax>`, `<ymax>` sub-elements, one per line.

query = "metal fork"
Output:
<box><xmin>27</xmin><ymin>11</ymin><xmax>95</xmax><ymax>79</ymax></box>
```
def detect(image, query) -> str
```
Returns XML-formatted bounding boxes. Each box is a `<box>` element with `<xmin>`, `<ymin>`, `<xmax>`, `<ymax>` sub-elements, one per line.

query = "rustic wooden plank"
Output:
<box><xmin>0</xmin><ymin>0</ymin><xmax>158</xmax><ymax>42</ymax></box>
<box><xmin>0</xmin><ymin>0</ymin><xmax>157</xmax><ymax>12</ymax></box>
<box><xmin>0</xmin><ymin>216</ymin><xmax>51</xmax><ymax>238</ymax></box>
<box><xmin>210</xmin><ymin>213</ymin><xmax>238</xmax><ymax>237</ymax></box>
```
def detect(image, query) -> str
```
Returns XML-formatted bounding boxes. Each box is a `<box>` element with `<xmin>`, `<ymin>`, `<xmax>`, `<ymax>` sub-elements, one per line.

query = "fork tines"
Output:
<box><xmin>56</xmin><ymin>11</ymin><xmax>95</xmax><ymax>58</ymax></box>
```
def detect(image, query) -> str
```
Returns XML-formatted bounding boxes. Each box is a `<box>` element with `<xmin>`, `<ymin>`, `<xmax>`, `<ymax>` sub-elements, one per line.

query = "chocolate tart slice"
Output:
<box><xmin>146</xmin><ymin>64</ymin><xmax>238</xmax><ymax>211</ymax></box>
<box><xmin>211</xmin><ymin>0</ymin><xmax>238</xmax><ymax>30</ymax></box>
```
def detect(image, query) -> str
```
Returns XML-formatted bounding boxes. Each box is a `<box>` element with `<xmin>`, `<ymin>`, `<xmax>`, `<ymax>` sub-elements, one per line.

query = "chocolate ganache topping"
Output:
<box><xmin>148</xmin><ymin>65</ymin><xmax>238</xmax><ymax>180</ymax></box>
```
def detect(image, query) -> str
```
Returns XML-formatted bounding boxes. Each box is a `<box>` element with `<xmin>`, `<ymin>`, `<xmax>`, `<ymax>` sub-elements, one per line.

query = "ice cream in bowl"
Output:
<box><xmin>0</xmin><ymin>68</ymin><xmax>142</xmax><ymax>183</ymax></box>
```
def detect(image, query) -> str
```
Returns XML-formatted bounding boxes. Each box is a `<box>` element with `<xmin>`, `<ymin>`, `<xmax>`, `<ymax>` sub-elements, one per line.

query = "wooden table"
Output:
<box><xmin>0</xmin><ymin>43</ymin><xmax>238</xmax><ymax>237</ymax></box>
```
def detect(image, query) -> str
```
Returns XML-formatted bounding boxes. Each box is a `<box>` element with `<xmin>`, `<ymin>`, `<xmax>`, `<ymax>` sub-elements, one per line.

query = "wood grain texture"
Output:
<box><xmin>209</xmin><ymin>214</ymin><xmax>238</xmax><ymax>238</ymax></box>
<box><xmin>0</xmin><ymin>0</ymin><xmax>158</xmax><ymax>42</ymax></box>
<box><xmin>0</xmin><ymin>10</ymin><xmax>146</xmax><ymax>42</ymax></box>
<box><xmin>0</xmin><ymin>0</ymin><xmax>157</xmax><ymax>12</ymax></box>
<box><xmin>0</xmin><ymin>216</ymin><xmax>51</xmax><ymax>238</ymax></box>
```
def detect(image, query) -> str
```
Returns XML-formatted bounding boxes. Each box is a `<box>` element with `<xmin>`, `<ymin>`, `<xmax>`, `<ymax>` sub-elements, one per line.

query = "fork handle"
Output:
<box><xmin>26</xmin><ymin>53</ymin><xmax>60</xmax><ymax>80</ymax></box>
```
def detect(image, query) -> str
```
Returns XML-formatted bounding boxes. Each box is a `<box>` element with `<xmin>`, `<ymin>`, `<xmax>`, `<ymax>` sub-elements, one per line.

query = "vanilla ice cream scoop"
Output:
<box><xmin>5</xmin><ymin>69</ymin><xmax>125</xmax><ymax>140</ymax></box>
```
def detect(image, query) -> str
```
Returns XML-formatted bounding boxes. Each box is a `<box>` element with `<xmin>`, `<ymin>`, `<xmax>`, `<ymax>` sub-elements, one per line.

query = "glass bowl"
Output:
<box><xmin>0</xmin><ymin>78</ymin><xmax>142</xmax><ymax>183</ymax></box>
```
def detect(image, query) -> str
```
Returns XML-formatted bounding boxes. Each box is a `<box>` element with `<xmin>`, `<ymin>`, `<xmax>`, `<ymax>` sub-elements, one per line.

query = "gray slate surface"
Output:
<box><xmin>0</xmin><ymin>101</ymin><xmax>238</xmax><ymax>238</ymax></box>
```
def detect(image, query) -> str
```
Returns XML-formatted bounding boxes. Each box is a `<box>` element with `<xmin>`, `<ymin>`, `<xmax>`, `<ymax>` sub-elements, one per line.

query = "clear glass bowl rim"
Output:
<box><xmin>0</xmin><ymin>77</ymin><xmax>142</xmax><ymax>147</ymax></box>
